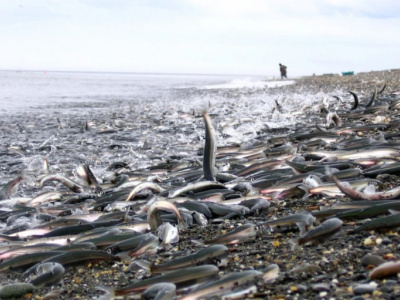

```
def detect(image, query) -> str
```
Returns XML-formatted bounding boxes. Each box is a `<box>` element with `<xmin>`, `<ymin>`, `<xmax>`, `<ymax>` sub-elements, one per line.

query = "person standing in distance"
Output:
<box><xmin>279</xmin><ymin>63</ymin><xmax>287</xmax><ymax>79</ymax></box>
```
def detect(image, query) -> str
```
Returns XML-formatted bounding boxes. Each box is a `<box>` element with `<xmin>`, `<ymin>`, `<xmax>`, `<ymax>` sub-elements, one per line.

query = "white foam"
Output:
<box><xmin>203</xmin><ymin>78</ymin><xmax>294</xmax><ymax>89</ymax></box>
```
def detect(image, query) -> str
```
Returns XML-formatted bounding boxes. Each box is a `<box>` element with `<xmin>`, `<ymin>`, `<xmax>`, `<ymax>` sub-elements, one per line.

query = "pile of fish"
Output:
<box><xmin>1</xmin><ymin>74</ymin><xmax>400</xmax><ymax>298</ymax></box>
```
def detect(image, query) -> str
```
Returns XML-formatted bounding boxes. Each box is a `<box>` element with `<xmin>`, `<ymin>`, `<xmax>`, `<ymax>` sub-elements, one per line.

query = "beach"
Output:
<box><xmin>1</xmin><ymin>69</ymin><xmax>400</xmax><ymax>299</ymax></box>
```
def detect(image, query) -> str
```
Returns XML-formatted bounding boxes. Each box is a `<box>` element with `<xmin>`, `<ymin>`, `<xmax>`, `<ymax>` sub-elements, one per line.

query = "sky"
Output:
<box><xmin>1</xmin><ymin>0</ymin><xmax>400</xmax><ymax>76</ymax></box>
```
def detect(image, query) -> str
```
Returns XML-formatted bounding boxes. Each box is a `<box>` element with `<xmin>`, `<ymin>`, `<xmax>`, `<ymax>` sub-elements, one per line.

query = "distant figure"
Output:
<box><xmin>279</xmin><ymin>63</ymin><xmax>287</xmax><ymax>79</ymax></box>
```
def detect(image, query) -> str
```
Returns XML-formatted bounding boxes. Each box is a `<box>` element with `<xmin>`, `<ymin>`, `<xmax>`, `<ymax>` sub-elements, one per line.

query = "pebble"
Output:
<box><xmin>312</xmin><ymin>283</ymin><xmax>330</xmax><ymax>292</ymax></box>
<box><xmin>361</xmin><ymin>254</ymin><xmax>385</xmax><ymax>267</ymax></box>
<box><xmin>353</xmin><ymin>282</ymin><xmax>378</xmax><ymax>295</ymax></box>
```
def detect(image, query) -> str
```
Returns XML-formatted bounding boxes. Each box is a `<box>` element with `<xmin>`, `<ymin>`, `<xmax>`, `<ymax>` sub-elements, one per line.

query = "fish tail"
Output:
<box><xmin>288</xmin><ymin>238</ymin><xmax>300</xmax><ymax>250</ymax></box>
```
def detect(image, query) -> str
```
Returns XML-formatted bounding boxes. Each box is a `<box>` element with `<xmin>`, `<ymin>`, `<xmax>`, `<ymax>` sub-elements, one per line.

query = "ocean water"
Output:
<box><xmin>0</xmin><ymin>70</ymin><xmax>294</xmax><ymax>116</ymax></box>
<box><xmin>0</xmin><ymin>70</ymin><xmax>336</xmax><ymax>192</ymax></box>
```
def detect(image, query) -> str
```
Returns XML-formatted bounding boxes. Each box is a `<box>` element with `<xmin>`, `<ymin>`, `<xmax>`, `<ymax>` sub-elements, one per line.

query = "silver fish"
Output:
<box><xmin>147</xmin><ymin>200</ymin><xmax>186</xmax><ymax>231</ymax></box>
<box><xmin>157</xmin><ymin>222</ymin><xmax>179</xmax><ymax>248</ymax></box>
<box><xmin>203</xmin><ymin>111</ymin><xmax>217</xmax><ymax>181</ymax></box>
<box><xmin>28</xmin><ymin>262</ymin><xmax>65</xmax><ymax>287</ymax></box>
<box><xmin>150</xmin><ymin>244</ymin><xmax>228</xmax><ymax>273</ymax></box>
<box><xmin>142</xmin><ymin>282</ymin><xmax>176</xmax><ymax>300</ymax></box>
<box><xmin>295</xmin><ymin>218</ymin><xmax>343</xmax><ymax>246</ymax></box>
<box><xmin>204</xmin><ymin>223</ymin><xmax>257</xmax><ymax>245</ymax></box>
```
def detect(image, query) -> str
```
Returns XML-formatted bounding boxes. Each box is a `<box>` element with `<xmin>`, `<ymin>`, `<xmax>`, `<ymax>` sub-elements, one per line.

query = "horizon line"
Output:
<box><xmin>0</xmin><ymin>69</ymin><xmax>278</xmax><ymax>78</ymax></box>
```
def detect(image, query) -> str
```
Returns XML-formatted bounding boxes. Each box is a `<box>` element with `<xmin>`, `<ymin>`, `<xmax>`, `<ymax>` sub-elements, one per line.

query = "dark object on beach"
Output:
<box><xmin>279</xmin><ymin>63</ymin><xmax>287</xmax><ymax>79</ymax></box>
<box><xmin>342</xmin><ymin>71</ymin><xmax>354</xmax><ymax>76</ymax></box>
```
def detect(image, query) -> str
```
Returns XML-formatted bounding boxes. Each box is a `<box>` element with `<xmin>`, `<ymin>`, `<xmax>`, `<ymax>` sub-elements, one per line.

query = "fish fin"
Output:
<box><xmin>296</xmin><ymin>222</ymin><xmax>307</xmax><ymax>236</ymax></box>
<box><xmin>288</xmin><ymin>238</ymin><xmax>300</xmax><ymax>250</ymax></box>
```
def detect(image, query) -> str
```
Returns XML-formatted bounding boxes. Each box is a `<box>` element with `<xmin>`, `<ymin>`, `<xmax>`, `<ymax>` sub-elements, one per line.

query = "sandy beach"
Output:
<box><xmin>1</xmin><ymin>69</ymin><xmax>400</xmax><ymax>299</ymax></box>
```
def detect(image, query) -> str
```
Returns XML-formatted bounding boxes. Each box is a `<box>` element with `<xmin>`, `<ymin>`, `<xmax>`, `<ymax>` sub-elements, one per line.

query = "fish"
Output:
<box><xmin>150</xmin><ymin>244</ymin><xmax>228</xmax><ymax>274</ymax></box>
<box><xmin>349</xmin><ymin>91</ymin><xmax>359</xmax><ymax>110</ymax></box>
<box><xmin>141</xmin><ymin>282</ymin><xmax>176</xmax><ymax>300</ymax></box>
<box><xmin>369</xmin><ymin>261</ymin><xmax>400</xmax><ymax>279</ymax></box>
<box><xmin>0</xmin><ymin>251</ymin><xmax>64</xmax><ymax>272</ymax></box>
<box><xmin>23</xmin><ymin>250</ymin><xmax>120</xmax><ymax>277</ymax></box>
<box><xmin>330</xmin><ymin>171</ymin><xmax>400</xmax><ymax>201</ymax></box>
<box><xmin>128</xmin><ymin>234</ymin><xmax>160</xmax><ymax>257</ymax></box>
<box><xmin>39</xmin><ymin>174</ymin><xmax>84</xmax><ymax>193</ymax></box>
<box><xmin>28</xmin><ymin>262</ymin><xmax>65</xmax><ymax>287</ymax></box>
<box><xmin>179</xmin><ymin>264</ymin><xmax>279</xmax><ymax>300</ymax></box>
<box><xmin>202</xmin><ymin>111</ymin><xmax>217</xmax><ymax>181</ymax></box>
<box><xmin>147</xmin><ymin>200</ymin><xmax>186</xmax><ymax>231</ymax></box>
<box><xmin>365</xmin><ymin>87</ymin><xmax>377</xmax><ymax>107</ymax></box>
<box><xmin>349</xmin><ymin>213</ymin><xmax>400</xmax><ymax>233</ymax></box>
<box><xmin>292</xmin><ymin>218</ymin><xmax>343</xmax><ymax>246</ymax></box>
<box><xmin>105</xmin><ymin>233</ymin><xmax>155</xmax><ymax>254</ymax></box>
<box><xmin>76</xmin><ymin>164</ymin><xmax>103</xmax><ymax>194</ymax></box>
<box><xmin>260</xmin><ymin>212</ymin><xmax>315</xmax><ymax>235</ymax></box>
<box><xmin>204</xmin><ymin>223</ymin><xmax>257</xmax><ymax>245</ymax></box>
<box><xmin>168</xmin><ymin>181</ymin><xmax>226</xmax><ymax>198</ymax></box>
<box><xmin>0</xmin><ymin>176</ymin><xmax>24</xmax><ymax>200</ymax></box>
<box><xmin>125</xmin><ymin>182</ymin><xmax>166</xmax><ymax>201</ymax></box>
<box><xmin>156</xmin><ymin>222</ymin><xmax>179</xmax><ymax>248</ymax></box>
<box><xmin>113</xmin><ymin>265</ymin><xmax>219</xmax><ymax>295</ymax></box>
<box><xmin>0</xmin><ymin>283</ymin><xmax>36</xmax><ymax>299</ymax></box>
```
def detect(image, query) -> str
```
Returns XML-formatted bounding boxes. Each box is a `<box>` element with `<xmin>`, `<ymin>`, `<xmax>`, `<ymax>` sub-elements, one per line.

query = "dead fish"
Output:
<box><xmin>291</xmin><ymin>218</ymin><xmax>343</xmax><ymax>246</ymax></box>
<box><xmin>27</xmin><ymin>191</ymin><xmax>63</xmax><ymax>206</ymax></box>
<box><xmin>128</xmin><ymin>234</ymin><xmax>160</xmax><ymax>258</ymax></box>
<box><xmin>156</xmin><ymin>222</ymin><xmax>179</xmax><ymax>248</ymax></box>
<box><xmin>204</xmin><ymin>223</ymin><xmax>257</xmax><ymax>245</ymax></box>
<box><xmin>191</xmin><ymin>211</ymin><xmax>208</xmax><ymax>226</ymax></box>
<box><xmin>168</xmin><ymin>181</ymin><xmax>226</xmax><ymax>198</ymax></box>
<box><xmin>76</xmin><ymin>164</ymin><xmax>103</xmax><ymax>194</ymax></box>
<box><xmin>0</xmin><ymin>251</ymin><xmax>64</xmax><ymax>272</ymax></box>
<box><xmin>369</xmin><ymin>261</ymin><xmax>400</xmax><ymax>279</ymax></box>
<box><xmin>365</xmin><ymin>87</ymin><xmax>377</xmax><ymax>107</ymax></box>
<box><xmin>0</xmin><ymin>282</ymin><xmax>36</xmax><ymax>299</ymax></box>
<box><xmin>349</xmin><ymin>213</ymin><xmax>400</xmax><ymax>233</ymax></box>
<box><xmin>125</xmin><ymin>182</ymin><xmax>166</xmax><ymax>201</ymax></box>
<box><xmin>113</xmin><ymin>264</ymin><xmax>219</xmax><ymax>295</ymax></box>
<box><xmin>0</xmin><ymin>243</ymin><xmax>61</xmax><ymax>261</ymax></box>
<box><xmin>104</xmin><ymin>233</ymin><xmax>153</xmax><ymax>254</ymax></box>
<box><xmin>147</xmin><ymin>200</ymin><xmax>186</xmax><ymax>231</ymax></box>
<box><xmin>39</xmin><ymin>174</ymin><xmax>84</xmax><ymax>193</ymax></box>
<box><xmin>142</xmin><ymin>282</ymin><xmax>176</xmax><ymax>300</ymax></box>
<box><xmin>203</xmin><ymin>111</ymin><xmax>217</xmax><ymax>181</ymax></box>
<box><xmin>150</xmin><ymin>244</ymin><xmax>228</xmax><ymax>274</ymax></box>
<box><xmin>28</xmin><ymin>262</ymin><xmax>65</xmax><ymax>287</ymax></box>
<box><xmin>310</xmin><ymin>147</ymin><xmax>399</xmax><ymax>162</ymax></box>
<box><xmin>260</xmin><ymin>212</ymin><xmax>315</xmax><ymax>236</ymax></box>
<box><xmin>179</xmin><ymin>264</ymin><xmax>279</xmax><ymax>300</ymax></box>
<box><xmin>0</xmin><ymin>176</ymin><xmax>24</xmax><ymax>200</ymax></box>
<box><xmin>326</xmin><ymin>112</ymin><xmax>342</xmax><ymax>128</ymax></box>
<box><xmin>330</xmin><ymin>172</ymin><xmax>400</xmax><ymax>201</ymax></box>
<box><xmin>23</xmin><ymin>250</ymin><xmax>120</xmax><ymax>276</ymax></box>
<box><xmin>349</xmin><ymin>91</ymin><xmax>359</xmax><ymax>110</ymax></box>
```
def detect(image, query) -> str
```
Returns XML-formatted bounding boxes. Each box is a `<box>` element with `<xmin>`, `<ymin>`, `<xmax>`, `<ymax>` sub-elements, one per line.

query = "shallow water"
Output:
<box><xmin>0</xmin><ymin>71</ymin><xmax>276</xmax><ymax>114</ymax></box>
<box><xmin>0</xmin><ymin>71</ymin><xmax>334</xmax><ymax>188</ymax></box>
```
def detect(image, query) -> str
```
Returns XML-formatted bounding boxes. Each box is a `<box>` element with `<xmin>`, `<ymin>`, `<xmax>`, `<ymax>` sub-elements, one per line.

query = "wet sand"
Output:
<box><xmin>1</xmin><ymin>69</ymin><xmax>400</xmax><ymax>299</ymax></box>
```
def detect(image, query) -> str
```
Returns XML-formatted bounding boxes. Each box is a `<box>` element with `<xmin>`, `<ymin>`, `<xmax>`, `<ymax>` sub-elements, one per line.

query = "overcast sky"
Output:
<box><xmin>1</xmin><ymin>0</ymin><xmax>400</xmax><ymax>76</ymax></box>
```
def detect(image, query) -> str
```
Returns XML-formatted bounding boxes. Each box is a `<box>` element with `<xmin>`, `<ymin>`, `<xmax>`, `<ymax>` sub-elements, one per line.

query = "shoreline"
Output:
<box><xmin>0</xmin><ymin>69</ymin><xmax>400</xmax><ymax>299</ymax></box>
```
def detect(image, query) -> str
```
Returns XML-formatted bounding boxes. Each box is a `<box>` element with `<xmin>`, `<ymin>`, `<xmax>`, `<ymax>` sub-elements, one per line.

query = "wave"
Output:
<box><xmin>202</xmin><ymin>78</ymin><xmax>295</xmax><ymax>89</ymax></box>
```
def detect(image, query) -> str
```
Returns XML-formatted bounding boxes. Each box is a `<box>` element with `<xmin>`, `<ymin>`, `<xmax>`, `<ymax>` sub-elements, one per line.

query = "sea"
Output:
<box><xmin>0</xmin><ymin>70</ymin><xmax>333</xmax><ymax>185</ymax></box>
<box><xmin>0</xmin><ymin>70</ymin><xmax>296</xmax><ymax>117</ymax></box>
